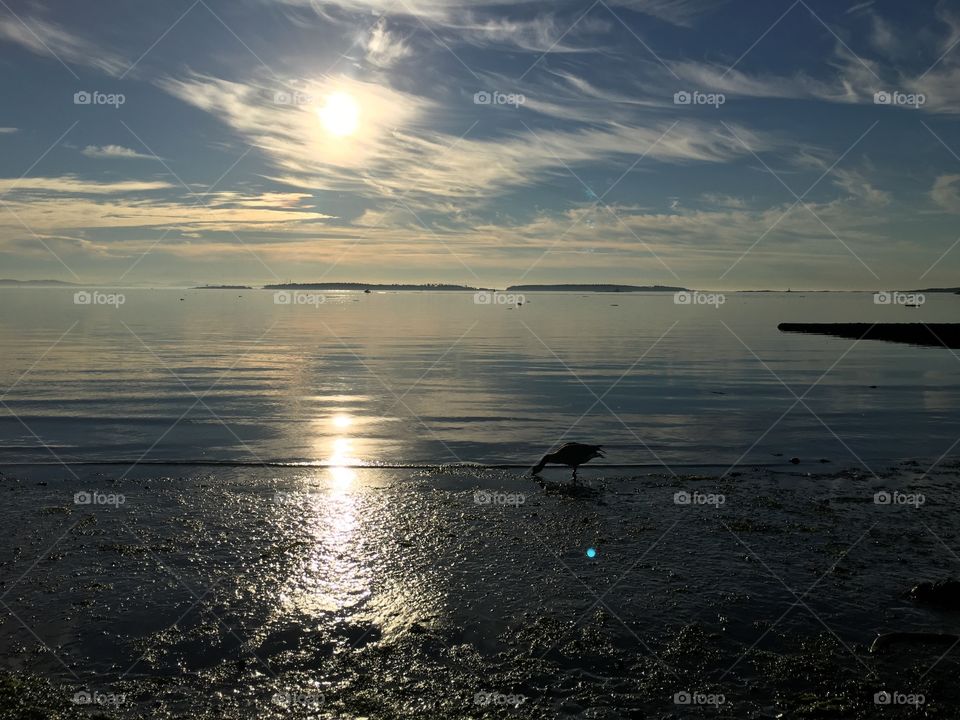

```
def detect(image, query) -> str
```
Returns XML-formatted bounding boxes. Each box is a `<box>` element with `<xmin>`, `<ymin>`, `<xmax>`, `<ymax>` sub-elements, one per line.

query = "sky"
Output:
<box><xmin>0</xmin><ymin>0</ymin><xmax>959</xmax><ymax>289</ymax></box>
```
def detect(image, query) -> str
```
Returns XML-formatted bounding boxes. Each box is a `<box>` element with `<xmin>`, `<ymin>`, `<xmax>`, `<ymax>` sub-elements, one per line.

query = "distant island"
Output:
<box><xmin>0</xmin><ymin>279</ymin><xmax>79</xmax><ymax>287</ymax></box>
<box><xmin>505</xmin><ymin>284</ymin><xmax>687</xmax><ymax>292</ymax></box>
<box><xmin>263</xmin><ymin>282</ymin><xmax>494</xmax><ymax>292</ymax></box>
<box><xmin>195</xmin><ymin>285</ymin><xmax>253</xmax><ymax>290</ymax></box>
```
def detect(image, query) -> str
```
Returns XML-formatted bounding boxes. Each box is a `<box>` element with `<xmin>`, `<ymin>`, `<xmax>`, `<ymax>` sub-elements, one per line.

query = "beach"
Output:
<box><xmin>3</xmin><ymin>461</ymin><xmax>960</xmax><ymax>718</ymax></box>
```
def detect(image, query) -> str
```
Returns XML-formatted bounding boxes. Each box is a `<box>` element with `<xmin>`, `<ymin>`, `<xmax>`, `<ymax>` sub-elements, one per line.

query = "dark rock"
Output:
<box><xmin>870</xmin><ymin>631</ymin><xmax>960</xmax><ymax>653</ymax></box>
<box><xmin>779</xmin><ymin>322</ymin><xmax>960</xmax><ymax>349</ymax></box>
<box><xmin>790</xmin><ymin>457</ymin><xmax>800</xmax><ymax>464</ymax></box>
<box><xmin>911</xmin><ymin>579</ymin><xmax>960</xmax><ymax>608</ymax></box>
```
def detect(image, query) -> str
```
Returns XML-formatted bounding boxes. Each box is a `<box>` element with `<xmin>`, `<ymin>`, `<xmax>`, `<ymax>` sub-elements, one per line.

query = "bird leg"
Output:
<box><xmin>572</xmin><ymin>466</ymin><xmax>578</xmax><ymax>484</ymax></box>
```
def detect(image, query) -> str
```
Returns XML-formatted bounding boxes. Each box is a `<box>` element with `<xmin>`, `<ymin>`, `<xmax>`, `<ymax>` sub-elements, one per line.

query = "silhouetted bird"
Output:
<box><xmin>531</xmin><ymin>442</ymin><xmax>604</xmax><ymax>482</ymax></box>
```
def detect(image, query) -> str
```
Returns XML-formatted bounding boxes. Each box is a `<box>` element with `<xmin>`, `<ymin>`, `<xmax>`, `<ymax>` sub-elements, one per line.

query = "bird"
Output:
<box><xmin>531</xmin><ymin>442</ymin><xmax>605</xmax><ymax>483</ymax></box>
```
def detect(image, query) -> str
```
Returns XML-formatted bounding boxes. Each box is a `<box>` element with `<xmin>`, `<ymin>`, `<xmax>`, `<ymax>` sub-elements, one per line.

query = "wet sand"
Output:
<box><xmin>2</xmin><ymin>462</ymin><xmax>960</xmax><ymax>718</ymax></box>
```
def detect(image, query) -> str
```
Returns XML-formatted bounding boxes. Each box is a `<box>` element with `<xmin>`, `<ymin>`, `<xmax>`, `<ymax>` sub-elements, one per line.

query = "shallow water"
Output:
<box><xmin>4</xmin><ymin>288</ymin><xmax>959</xmax><ymax>716</ymax></box>
<box><xmin>0</xmin><ymin>289</ymin><xmax>958</xmax><ymax>471</ymax></box>
<box><xmin>2</xmin><ymin>463</ymin><xmax>960</xmax><ymax>718</ymax></box>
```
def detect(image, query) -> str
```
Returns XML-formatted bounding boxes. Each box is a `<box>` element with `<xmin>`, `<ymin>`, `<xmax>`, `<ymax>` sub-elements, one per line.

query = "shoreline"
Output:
<box><xmin>1</xmin><ymin>461</ymin><xmax>959</xmax><ymax>717</ymax></box>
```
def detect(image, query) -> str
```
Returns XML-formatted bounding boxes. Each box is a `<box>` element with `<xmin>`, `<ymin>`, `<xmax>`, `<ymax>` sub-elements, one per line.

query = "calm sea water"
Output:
<box><xmin>0</xmin><ymin>289</ymin><xmax>957</xmax><ymax>470</ymax></box>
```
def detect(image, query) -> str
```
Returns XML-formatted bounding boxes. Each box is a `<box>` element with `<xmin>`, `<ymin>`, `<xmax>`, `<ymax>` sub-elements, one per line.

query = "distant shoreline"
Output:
<box><xmin>505</xmin><ymin>284</ymin><xmax>686</xmax><ymax>292</ymax></box>
<box><xmin>195</xmin><ymin>284</ymin><xmax>253</xmax><ymax>290</ymax></box>
<box><xmin>262</xmin><ymin>282</ymin><xmax>495</xmax><ymax>292</ymax></box>
<box><xmin>1</xmin><ymin>279</ymin><xmax>959</xmax><ymax>294</ymax></box>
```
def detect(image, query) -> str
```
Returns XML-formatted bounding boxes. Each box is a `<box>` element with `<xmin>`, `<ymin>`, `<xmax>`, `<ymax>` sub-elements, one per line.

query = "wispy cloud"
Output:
<box><xmin>0</xmin><ymin>189</ymin><xmax>333</xmax><ymax>239</ymax></box>
<box><xmin>831</xmin><ymin>168</ymin><xmax>891</xmax><ymax>207</ymax></box>
<box><xmin>161</xmin><ymin>70</ymin><xmax>779</xmax><ymax>208</ymax></box>
<box><xmin>450</xmin><ymin>13</ymin><xmax>612</xmax><ymax>53</ymax></box>
<box><xmin>365</xmin><ymin>18</ymin><xmax>411</xmax><ymax>67</ymax></box>
<box><xmin>81</xmin><ymin>145</ymin><xmax>162</xmax><ymax>161</ymax></box>
<box><xmin>846</xmin><ymin>1</ymin><xmax>875</xmax><ymax>15</ymax></box>
<box><xmin>616</xmin><ymin>0</ymin><xmax>727</xmax><ymax>28</ymax></box>
<box><xmin>931</xmin><ymin>174</ymin><xmax>960</xmax><ymax>213</ymax></box>
<box><xmin>3</xmin><ymin>0</ymin><xmax>959</xmax><ymax>286</ymax></box>
<box><xmin>668</xmin><ymin>60</ymin><xmax>861</xmax><ymax>103</ymax></box>
<box><xmin>0</xmin><ymin>177</ymin><xmax>173</xmax><ymax>194</ymax></box>
<box><xmin>276</xmin><ymin>0</ymin><xmax>721</xmax><ymax>29</ymax></box>
<box><xmin>0</xmin><ymin>14</ymin><xmax>126</xmax><ymax>76</ymax></box>
<box><xmin>4</xmin><ymin>190</ymin><xmax>894</xmax><ymax>286</ymax></box>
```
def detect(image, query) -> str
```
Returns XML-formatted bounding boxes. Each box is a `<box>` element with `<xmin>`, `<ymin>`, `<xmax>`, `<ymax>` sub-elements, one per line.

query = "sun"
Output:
<box><xmin>318</xmin><ymin>92</ymin><xmax>359</xmax><ymax>137</ymax></box>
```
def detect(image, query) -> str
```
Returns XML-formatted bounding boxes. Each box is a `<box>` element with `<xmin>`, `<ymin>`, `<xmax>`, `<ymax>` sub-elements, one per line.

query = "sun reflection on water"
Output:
<box><xmin>279</xmin><ymin>469</ymin><xmax>370</xmax><ymax>617</ymax></box>
<box><xmin>275</xmin><ymin>413</ymin><xmax>445</xmax><ymax>637</ymax></box>
<box><xmin>331</xmin><ymin>412</ymin><xmax>353</xmax><ymax>429</ymax></box>
<box><xmin>278</xmin><ymin>419</ymin><xmax>371</xmax><ymax>616</ymax></box>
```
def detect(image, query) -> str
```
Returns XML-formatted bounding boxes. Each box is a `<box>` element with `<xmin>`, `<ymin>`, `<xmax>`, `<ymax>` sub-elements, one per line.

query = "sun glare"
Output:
<box><xmin>318</xmin><ymin>92</ymin><xmax>359</xmax><ymax>137</ymax></box>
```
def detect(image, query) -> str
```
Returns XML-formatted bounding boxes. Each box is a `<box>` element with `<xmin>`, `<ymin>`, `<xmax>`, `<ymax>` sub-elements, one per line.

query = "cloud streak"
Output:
<box><xmin>160</xmin><ymin>71</ymin><xmax>780</xmax><ymax>209</ymax></box>
<box><xmin>81</xmin><ymin>145</ymin><xmax>162</xmax><ymax>161</ymax></box>
<box><xmin>0</xmin><ymin>14</ymin><xmax>126</xmax><ymax>76</ymax></box>
<box><xmin>0</xmin><ymin>177</ymin><xmax>174</xmax><ymax>195</ymax></box>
